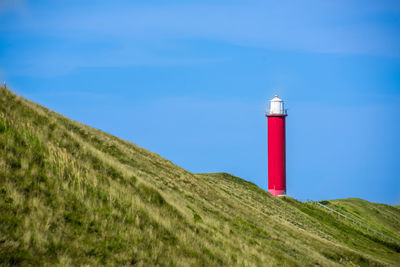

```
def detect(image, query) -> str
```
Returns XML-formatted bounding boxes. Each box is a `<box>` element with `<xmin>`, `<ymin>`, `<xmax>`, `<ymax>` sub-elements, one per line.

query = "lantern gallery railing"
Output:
<box><xmin>265</xmin><ymin>109</ymin><xmax>288</xmax><ymax>116</ymax></box>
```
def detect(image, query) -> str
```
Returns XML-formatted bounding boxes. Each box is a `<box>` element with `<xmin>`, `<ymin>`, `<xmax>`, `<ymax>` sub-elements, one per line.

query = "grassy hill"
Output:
<box><xmin>0</xmin><ymin>85</ymin><xmax>399</xmax><ymax>266</ymax></box>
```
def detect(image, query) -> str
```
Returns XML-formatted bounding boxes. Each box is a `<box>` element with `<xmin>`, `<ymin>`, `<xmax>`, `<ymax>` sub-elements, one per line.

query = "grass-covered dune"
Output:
<box><xmin>0</xmin><ymin>85</ymin><xmax>399</xmax><ymax>266</ymax></box>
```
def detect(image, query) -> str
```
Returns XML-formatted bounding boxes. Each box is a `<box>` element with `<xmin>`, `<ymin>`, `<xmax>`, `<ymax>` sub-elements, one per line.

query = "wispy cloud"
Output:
<box><xmin>1</xmin><ymin>0</ymin><xmax>400</xmax><ymax>76</ymax></box>
<box><xmin>8</xmin><ymin>1</ymin><xmax>400</xmax><ymax>56</ymax></box>
<box><xmin>0</xmin><ymin>0</ymin><xmax>27</xmax><ymax>14</ymax></box>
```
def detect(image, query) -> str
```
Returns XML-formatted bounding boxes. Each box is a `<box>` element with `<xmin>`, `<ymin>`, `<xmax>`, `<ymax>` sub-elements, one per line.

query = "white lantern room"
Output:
<box><xmin>267</xmin><ymin>95</ymin><xmax>287</xmax><ymax>115</ymax></box>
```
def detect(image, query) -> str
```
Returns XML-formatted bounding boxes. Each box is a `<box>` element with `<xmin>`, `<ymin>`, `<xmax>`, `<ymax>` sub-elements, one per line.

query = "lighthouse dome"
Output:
<box><xmin>268</xmin><ymin>95</ymin><xmax>286</xmax><ymax>115</ymax></box>
<box><xmin>270</xmin><ymin>95</ymin><xmax>282</xmax><ymax>102</ymax></box>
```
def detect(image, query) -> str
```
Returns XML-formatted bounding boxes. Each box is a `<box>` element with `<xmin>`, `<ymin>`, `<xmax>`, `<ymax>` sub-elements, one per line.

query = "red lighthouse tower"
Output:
<box><xmin>266</xmin><ymin>95</ymin><xmax>287</xmax><ymax>196</ymax></box>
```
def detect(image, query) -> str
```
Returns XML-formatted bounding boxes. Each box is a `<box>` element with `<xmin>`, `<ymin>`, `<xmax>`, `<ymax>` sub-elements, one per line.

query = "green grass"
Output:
<box><xmin>0</xmin><ymin>85</ymin><xmax>399</xmax><ymax>266</ymax></box>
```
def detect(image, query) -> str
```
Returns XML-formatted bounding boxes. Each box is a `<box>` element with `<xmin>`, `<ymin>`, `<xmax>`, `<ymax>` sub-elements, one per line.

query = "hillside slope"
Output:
<box><xmin>0</xmin><ymin>85</ymin><xmax>399</xmax><ymax>266</ymax></box>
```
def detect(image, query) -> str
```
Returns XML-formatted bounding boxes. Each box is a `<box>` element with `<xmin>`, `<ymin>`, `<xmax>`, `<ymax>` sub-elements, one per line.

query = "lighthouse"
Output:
<box><xmin>266</xmin><ymin>95</ymin><xmax>287</xmax><ymax>197</ymax></box>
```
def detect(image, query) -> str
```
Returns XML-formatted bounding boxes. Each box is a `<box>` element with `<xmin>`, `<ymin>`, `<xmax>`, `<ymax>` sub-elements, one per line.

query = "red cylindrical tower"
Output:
<box><xmin>266</xmin><ymin>95</ymin><xmax>287</xmax><ymax>196</ymax></box>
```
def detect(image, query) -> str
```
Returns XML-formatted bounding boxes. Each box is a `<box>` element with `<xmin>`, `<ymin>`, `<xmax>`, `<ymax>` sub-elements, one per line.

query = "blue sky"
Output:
<box><xmin>1</xmin><ymin>0</ymin><xmax>400</xmax><ymax>204</ymax></box>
